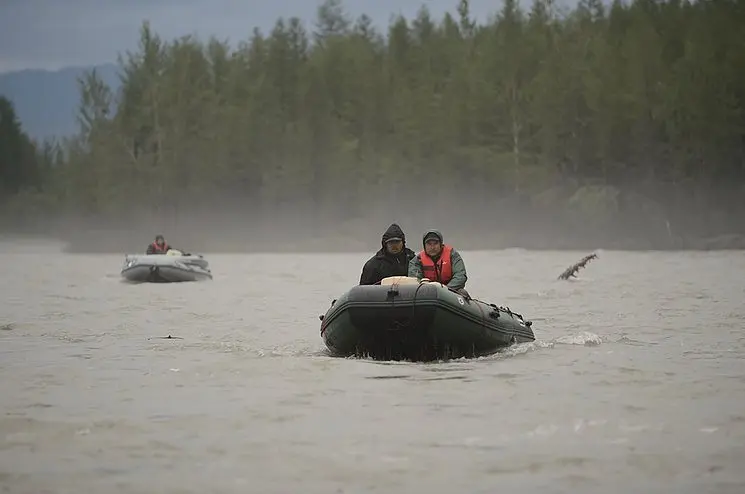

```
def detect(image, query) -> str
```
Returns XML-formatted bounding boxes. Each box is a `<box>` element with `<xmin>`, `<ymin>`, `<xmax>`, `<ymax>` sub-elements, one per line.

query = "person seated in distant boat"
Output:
<box><xmin>146</xmin><ymin>234</ymin><xmax>174</xmax><ymax>255</ymax></box>
<box><xmin>408</xmin><ymin>229</ymin><xmax>469</xmax><ymax>296</ymax></box>
<box><xmin>359</xmin><ymin>223</ymin><xmax>416</xmax><ymax>285</ymax></box>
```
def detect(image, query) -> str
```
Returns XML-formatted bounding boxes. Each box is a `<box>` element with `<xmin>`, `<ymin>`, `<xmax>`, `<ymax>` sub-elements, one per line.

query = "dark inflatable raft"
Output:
<box><xmin>319</xmin><ymin>276</ymin><xmax>536</xmax><ymax>361</ymax></box>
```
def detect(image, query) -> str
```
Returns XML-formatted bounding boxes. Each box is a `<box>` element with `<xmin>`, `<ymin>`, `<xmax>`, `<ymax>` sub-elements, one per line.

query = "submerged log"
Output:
<box><xmin>558</xmin><ymin>253</ymin><xmax>598</xmax><ymax>280</ymax></box>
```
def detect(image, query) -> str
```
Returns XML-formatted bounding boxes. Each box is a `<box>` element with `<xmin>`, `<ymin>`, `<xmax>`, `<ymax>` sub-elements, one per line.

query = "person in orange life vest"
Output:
<box><xmin>408</xmin><ymin>229</ymin><xmax>468</xmax><ymax>294</ymax></box>
<box><xmin>146</xmin><ymin>234</ymin><xmax>172</xmax><ymax>255</ymax></box>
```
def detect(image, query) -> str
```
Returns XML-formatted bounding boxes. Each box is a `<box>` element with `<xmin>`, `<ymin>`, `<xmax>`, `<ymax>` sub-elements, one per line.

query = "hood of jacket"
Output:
<box><xmin>381</xmin><ymin>223</ymin><xmax>406</xmax><ymax>250</ymax></box>
<box><xmin>422</xmin><ymin>229</ymin><xmax>444</xmax><ymax>247</ymax></box>
<box><xmin>376</xmin><ymin>223</ymin><xmax>413</xmax><ymax>259</ymax></box>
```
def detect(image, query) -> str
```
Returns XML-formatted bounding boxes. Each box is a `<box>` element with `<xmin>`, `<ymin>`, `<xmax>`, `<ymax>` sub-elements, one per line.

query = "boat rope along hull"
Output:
<box><xmin>319</xmin><ymin>279</ymin><xmax>535</xmax><ymax>361</ymax></box>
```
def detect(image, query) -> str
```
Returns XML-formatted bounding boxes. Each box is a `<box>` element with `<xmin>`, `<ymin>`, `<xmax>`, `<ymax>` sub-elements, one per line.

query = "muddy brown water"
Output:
<box><xmin>1</xmin><ymin>239</ymin><xmax>744</xmax><ymax>494</ymax></box>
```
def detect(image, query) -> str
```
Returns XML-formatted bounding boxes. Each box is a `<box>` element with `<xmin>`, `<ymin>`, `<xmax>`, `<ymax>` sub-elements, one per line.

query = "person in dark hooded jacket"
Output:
<box><xmin>359</xmin><ymin>223</ymin><xmax>416</xmax><ymax>285</ymax></box>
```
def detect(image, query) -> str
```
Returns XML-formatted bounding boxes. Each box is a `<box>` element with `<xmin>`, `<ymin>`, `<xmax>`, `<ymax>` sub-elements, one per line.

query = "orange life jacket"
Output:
<box><xmin>419</xmin><ymin>245</ymin><xmax>453</xmax><ymax>284</ymax></box>
<box><xmin>151</xmin><ymin>242</ymin><xmax>169</xmax><ymax>253</ymax></box>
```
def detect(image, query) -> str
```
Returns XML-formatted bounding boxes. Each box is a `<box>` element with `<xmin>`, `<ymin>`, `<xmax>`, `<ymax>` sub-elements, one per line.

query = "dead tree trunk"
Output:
<box><xmin>558</xmin><ymin>253</ymin><xmax>598</xmax><ymax>280</ymax></box>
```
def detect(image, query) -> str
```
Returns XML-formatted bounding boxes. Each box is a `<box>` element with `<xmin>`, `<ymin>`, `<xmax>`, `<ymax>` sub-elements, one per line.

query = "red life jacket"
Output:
<box><xmin>419</xmin><ymin>245</ymin><xmax>453</xmax><ymax>284</ymax></box>
<box><xmin>151</xmin><ymin>242</ymin><xmax>169</xmax><ymax>253</ymax></box>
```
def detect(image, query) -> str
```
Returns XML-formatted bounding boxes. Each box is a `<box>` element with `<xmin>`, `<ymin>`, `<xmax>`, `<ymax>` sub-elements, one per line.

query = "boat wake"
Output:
<box><xmin>552</xmin><ymin>331</ymin><xmax>604</xmax><ymax>346</ymax></box>
<box><xmin>312</xmin><ymin>329</ymin><xmax>605</xmax><ymax>364</ymax></box>
<box><xmin>140</xmin><ymin>330</ymin><xmax>604</xmax><ymax>361</ymax></box>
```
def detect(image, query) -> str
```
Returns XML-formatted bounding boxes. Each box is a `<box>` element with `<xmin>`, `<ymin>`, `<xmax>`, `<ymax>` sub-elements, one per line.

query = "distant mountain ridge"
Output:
<box><xmin>0</xmin><ymin>64</ymin><xmax>121</xmax><ymax>141</ymax></box>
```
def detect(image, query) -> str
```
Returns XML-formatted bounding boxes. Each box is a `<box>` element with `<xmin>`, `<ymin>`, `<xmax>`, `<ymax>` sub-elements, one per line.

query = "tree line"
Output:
<box><xmin>1</xmin><ymin>0</ymin><xmax>744</xmax><ymax>249</ymax></box>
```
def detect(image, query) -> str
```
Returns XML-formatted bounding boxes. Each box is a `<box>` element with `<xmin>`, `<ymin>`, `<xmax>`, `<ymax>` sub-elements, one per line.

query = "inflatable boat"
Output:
<box><xmin>319</xmin><ymin>276</ymin><xmax>535</xmax><ymax>361</ymax></box>
<box><xmin>120</xmin><ymin>249</ymin><xmax>212</xmax><ymax>283</ymax></box>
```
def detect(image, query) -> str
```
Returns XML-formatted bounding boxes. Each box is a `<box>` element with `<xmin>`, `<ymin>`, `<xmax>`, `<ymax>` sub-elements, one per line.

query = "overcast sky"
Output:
<box><xmin>0</xmin><ymin>0</ymin><xmax>578</xmax><ymax>73</ymax></box>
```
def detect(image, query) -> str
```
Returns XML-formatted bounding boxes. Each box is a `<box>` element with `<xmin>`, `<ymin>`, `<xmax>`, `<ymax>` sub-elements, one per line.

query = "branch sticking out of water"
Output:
<box><xmin>557</xmin><ymin>253</ymin><xmax>598</xmax><ymax>280</ymax></box>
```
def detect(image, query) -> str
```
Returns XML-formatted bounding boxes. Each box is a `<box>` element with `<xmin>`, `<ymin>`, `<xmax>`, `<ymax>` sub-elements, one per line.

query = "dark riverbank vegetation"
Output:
<box><xmin>1</xmin><ymin>0</ymin><xmax>744</xmax><ymax>253</ymax></box>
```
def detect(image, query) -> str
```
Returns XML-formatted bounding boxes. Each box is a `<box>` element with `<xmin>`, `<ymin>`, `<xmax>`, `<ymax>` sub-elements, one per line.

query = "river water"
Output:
<box><xmin>1</xmin><ymin>239</ymin><xmax>744</xmax><ymax>494</ymax></box>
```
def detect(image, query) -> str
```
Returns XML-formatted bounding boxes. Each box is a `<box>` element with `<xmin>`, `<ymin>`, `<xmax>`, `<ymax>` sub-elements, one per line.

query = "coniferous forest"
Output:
<box><xmin>1</xmin><ymin>0</ymin><xmax>744</xmax><ymax>251</ymax></box>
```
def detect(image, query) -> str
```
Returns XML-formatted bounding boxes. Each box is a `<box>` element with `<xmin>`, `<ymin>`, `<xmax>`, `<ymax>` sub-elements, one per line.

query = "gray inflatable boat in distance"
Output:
<box><xmin>120</xmin><ymin>250</ymin><xmax>213</xmax><ymax>283</ymax></box>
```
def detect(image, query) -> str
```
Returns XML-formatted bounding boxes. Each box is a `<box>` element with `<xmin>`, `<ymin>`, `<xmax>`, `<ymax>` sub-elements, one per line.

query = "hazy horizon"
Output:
<box><xmin>3</xmin><ymin>191</ymin><xmax>744</xmax><ymax>254</ymax></box>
